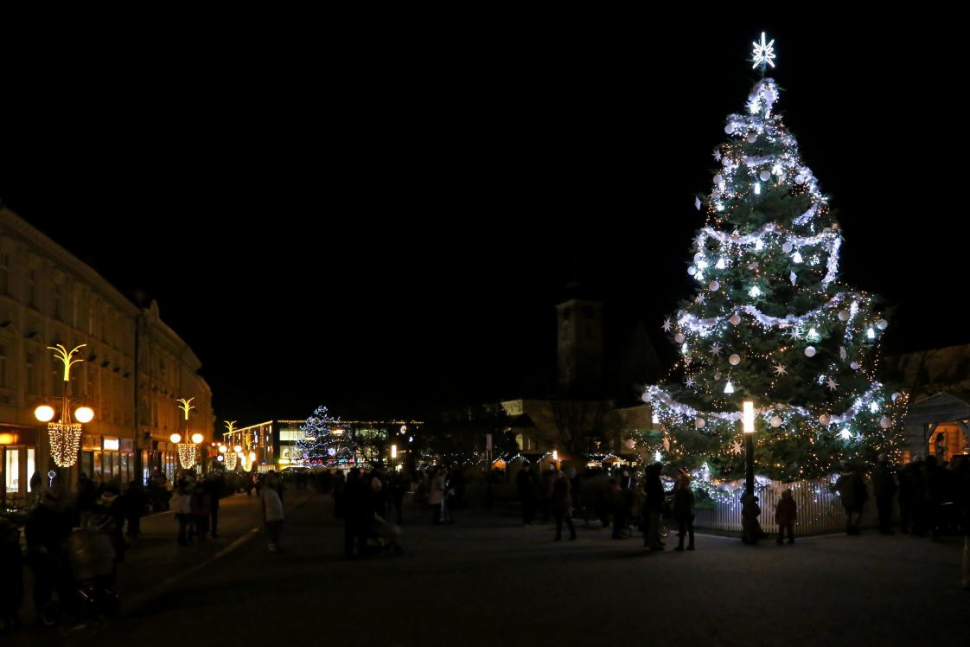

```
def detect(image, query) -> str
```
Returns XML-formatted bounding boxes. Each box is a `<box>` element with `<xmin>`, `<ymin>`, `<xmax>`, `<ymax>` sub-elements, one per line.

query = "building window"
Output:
<box><xmin>0</xmin><ymin>252</ymin><xmax>9</xmax><ymax>294</ymax></box>
<box><xmin>28</xmin><ymin>270</ymin><xmax>37</xmax><ymax>309</ymax></box>
<box><xmin>26</xmin><ymin>353</ymin><xmax>35</xmax><ymax>394</ymax></box>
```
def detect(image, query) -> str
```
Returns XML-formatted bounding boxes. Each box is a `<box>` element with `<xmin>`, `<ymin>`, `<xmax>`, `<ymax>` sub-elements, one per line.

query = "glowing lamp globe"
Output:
<box><xmin>191</xmin><ymin>433</ymin><xmax>204</xmax><ymax>444</ymax></box>
<box><xmin>34</xmin><ymin>405</ymin><xmax>56</xmax><ymax>422</ymax></box>
<box><xmin>234</xmin><ymin>445</ymin><xmax>242</xmax><ymax>453</ymax></box>
<box><xmin>218</xmin><ymin>445</ymin><xmax>227</xmax><ymax>453</ymax></box>
<box><xmin>74</xmin><ymin>407</ymin><xmax>95</xmax><ymax>424</ymax></box>
<box><xmin>170</xmin><ymin>433</ymin><xmax>182</xmax><ymax>444</ymax></box>
<box><xmin>248</xmin><ymin>452</ymin><xmax>256</xmax><ymax>461</ymax></box>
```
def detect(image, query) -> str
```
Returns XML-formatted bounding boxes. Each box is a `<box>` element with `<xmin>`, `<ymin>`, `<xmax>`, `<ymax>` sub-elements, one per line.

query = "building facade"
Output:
<box><xmin>0</xmin><ymin>206</ymin><xmax>213</xmax><ymax>506</ymax></box>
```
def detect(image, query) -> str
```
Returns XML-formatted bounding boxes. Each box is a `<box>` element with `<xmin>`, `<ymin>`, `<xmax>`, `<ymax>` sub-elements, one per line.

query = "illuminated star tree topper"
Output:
<box><xmin>751</xmin><ymin>31</ymin><xmax>776</xmax><ymax>72</ymax></box>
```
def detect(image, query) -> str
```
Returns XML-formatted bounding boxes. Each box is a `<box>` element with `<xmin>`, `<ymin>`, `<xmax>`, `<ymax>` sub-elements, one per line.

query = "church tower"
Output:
<box><xmin>556</xmin><ymin>297</ymin><xmax>604</xmax><ymax>392</ymax></box>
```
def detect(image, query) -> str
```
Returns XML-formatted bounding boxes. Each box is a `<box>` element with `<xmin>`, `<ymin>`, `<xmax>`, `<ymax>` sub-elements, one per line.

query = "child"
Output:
<box><xmin>776</xmin><ymin>488</ymin><xmax>797</xmax><ymax>545</ymax></box>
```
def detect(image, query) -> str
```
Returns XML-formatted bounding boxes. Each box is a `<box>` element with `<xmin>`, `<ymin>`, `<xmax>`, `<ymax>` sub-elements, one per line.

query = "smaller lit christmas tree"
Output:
<box><xmin>296</xmin><ymin>406</ymin><xmax>356</xmax><ymax>465</ymax></box>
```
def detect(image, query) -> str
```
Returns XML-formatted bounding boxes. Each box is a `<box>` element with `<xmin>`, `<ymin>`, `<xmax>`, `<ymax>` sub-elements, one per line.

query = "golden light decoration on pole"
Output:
<box><xmin>173</xmin><ymin>398</ymin><xmax>201</xmax><ymax>470</ymax></box>
<box><xmin>36</xmin><ymin>344</ymin><xmax>91</xmax><ymax>468</ymax></box>
<box><xmin>224</xmin><ymin>449</ymin><xmax>238</xmax><ymax>470</ymax></box>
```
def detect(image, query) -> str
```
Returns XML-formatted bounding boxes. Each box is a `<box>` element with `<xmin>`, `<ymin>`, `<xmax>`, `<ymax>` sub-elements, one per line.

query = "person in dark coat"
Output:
<box><xmin>741</xmin><ymin>493</ymin><xmax>763</xmax><ymax>544</ymax></box>
<box><xmin>643</xmin><ymin>463</ymin><xmax>665</xmax><ymax>551</ymax></box>
<box><xmin>775</xmin><ymin>488</ymin><xmax>797</xmax><ymax>544</ymax></box>
<box><xmin>923</xmin><ymin>455</ymin><xmax>945</xmax><ymax>540</ymax></box>
<box><xmin>836</xmin><ymin>463</ymin><xmax>868</xmax><ymax>535</ymax></box>
<box><xmin>0</xmin><ymin>518</ymin><xmax>24</xmax><ymax>633</ymax></box>
<box><xmin>203</xmin><ymin>472</ymin><xmax>224</xmax><ymax>538</ymax></box>
<box><xmin>123</xmin><ymin>480</ymin><xmax>146</xmax><ymax>541</ymax></box>
<box><xmin>24</xmin><ymin>484</ymin><xmax>74</xmax><ymax>626</ymax></box>
<box><xmin>872</xmin><ymin>454</ymin><xmax>897</xmax><ymax>535</ymax></box>
<box><xmin>517</xmin><ymin>466</ymin><xmax>536</xmax><ymax>526</ymax></box>
<box><xmin>343</xmin><ymin>468</ymin><xmax>366</xmax><ymax>559</ymax></box>
<box><xmin>899</xmin><ymin>456</ymin><xmax>924</xmax><ymax>534</ymax></box>
<box><xmin>332</xmin><ymin>470</ymin><xmax>346</xmax><ymax>519</ymax></box>
<box><xmin>551</xmin><ymin>470</ymin><xmax>576</xmax><ymax>541</ymax></box>
<box><xmin>673</xmin><ymin>467</ymin><xmax>696</xmax><ymax>551</ymax></box>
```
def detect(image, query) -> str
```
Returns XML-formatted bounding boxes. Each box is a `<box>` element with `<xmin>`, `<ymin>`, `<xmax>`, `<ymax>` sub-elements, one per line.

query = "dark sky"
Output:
<box><xmin>2</xmin><ymin>16</ymin><xmax>965</xmax><ymax>424</ymax></box>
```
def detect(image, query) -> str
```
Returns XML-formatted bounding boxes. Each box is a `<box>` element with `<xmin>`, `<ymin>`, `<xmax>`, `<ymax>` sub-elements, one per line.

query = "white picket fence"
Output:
<box><xmin>694</xmin><ymin>477</ymin><xmax>883</xmax><ymax>535</ymax></box>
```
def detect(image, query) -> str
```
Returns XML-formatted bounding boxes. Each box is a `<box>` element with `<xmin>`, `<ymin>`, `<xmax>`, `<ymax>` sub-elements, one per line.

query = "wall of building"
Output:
<box><xmin>0</xmin><ymin>207</ymin><xmax>213</xmax><ymax>501</ymax></box>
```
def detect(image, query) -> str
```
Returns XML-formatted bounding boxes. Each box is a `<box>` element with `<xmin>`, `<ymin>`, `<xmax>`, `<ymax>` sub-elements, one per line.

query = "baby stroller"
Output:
<box><xmin>41</xmin><ymin>521</ymin><xmax>119</xmax><ymax>626</ymax></box>
<box><xmin>365</xmin><ymin>514</ymin><xmax>403</xmax><ymax>557</ymax></box>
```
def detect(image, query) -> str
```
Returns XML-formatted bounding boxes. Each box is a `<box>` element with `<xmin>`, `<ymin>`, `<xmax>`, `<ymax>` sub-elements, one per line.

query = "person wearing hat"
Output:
<box><xmin>775</xmin><ymin>488</ymin><xmax>797</xmax><ymax>545</ymax></box>
<box><xmin>673</xmin><ymin>468</ymin><xmax>696</xmax><ymax>551</ymax></box>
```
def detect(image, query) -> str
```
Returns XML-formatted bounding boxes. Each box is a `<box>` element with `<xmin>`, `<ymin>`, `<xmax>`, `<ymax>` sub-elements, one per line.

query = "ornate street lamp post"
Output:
<box><xmin>34</xmin><ymin>344</ymin><xmax>94</xmax><ymax>468</ymax></box>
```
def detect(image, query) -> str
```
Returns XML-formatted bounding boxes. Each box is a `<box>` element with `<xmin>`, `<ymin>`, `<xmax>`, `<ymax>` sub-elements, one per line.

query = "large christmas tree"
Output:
<box><xmin>643</xmin><ymin>35</ymin><xmax>906</xmax><ymax>482</ymax></box>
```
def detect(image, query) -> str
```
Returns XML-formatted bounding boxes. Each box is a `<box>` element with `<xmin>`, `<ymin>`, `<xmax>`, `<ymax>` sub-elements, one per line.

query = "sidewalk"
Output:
<box><xmin>6</xmin><ymin>488</ymin><xmax>313</xmax><ymax>647</ymax></box>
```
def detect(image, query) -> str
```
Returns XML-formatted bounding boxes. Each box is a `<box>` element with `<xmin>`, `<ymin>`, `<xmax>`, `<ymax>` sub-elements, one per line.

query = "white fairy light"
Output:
<box><xmin>749</xmin><ymin>286</ymin><xmax>762</xmax><ymax>298</ymax></box>
<box><xmin>754</xmin><ymin>182</ymin><xmax>761</xmax><ymax>195</ymax></box>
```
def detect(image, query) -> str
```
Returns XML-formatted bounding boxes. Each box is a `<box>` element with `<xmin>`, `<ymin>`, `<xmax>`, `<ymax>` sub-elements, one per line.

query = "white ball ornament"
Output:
<box><xmin>714</xmin><ymin>373</ymin><xmax>721</xmax><ymax>381</ymax></box>
<box><xmin>795</xmin><ymin>174</ymin><xmax>806</xmax><ymax>185</ymax></box>
<box><xmin>725</xmin><ymin>123</ymin><xmax>735</xmax><ymax>135</ymax></box>
<box><xmin>688</xmin><ymin>265</ymin><xmax>697</xmax><ymax>276</ymax></box>
<box><xmin>782</xmin><ymin>242</ymin><xmax>793</xmax><ymax>253</ymax></box>
<box><xmin>760</xmin><ymin>170</ymin><xmax>771</xmax><ymax>181</ymax></box>
<box><xmin>674</xmin><ymin>333</ymin><xmax>685</xmax><ymax>344</ymax></box>
<box><xmin>695</xmin><ymin>417</ymin><xmax>706</xmax><ymax>429</ymax></box>
<box><xmin>850</xmin><ymin>362</ymin><xmax>860</xmax><ymax>370</ymax></box>
<box><xmin>729</xmin><ymin>354</ymin><xmax>741</xmax><ymax>366</ymax></box>
<box><xmin>694</xmin><ymin>252</ymin><xmax>704</xmax><ymax>263</ymax></box>
<box><xmin>880</xmin><ymin>417</ymin><xmax>891</xmax><ymax>429</ymax></box>
<box><xmin>770</xmin><ymin>416</ymin><xmax>783</xmax><ymax>428</ymax></box>
<box><xmin>713</xmin><ymin>174</ymin><xmax>723</xmax><ymax>186</ymax></box>
<box><xmin>805</xmin><ymin>346</ymin><xmax>817</xmax><ymax>358</ymax></box>
<box><xmin>709</xmin><ymin>281</ymin><xmax>720</xmax><ymax>291</ymax></box>
<box><xmin>891</xmin><ymin>392</ymin><xmax>901</xmax><ymax>402</ymax></box>
<box><xmin>838</xmin><ymin>310</ymin><xmax>850</xmax><ymax>322</ymax></box>
<box><xmin>729</xmin><ymin>314</ymin><xmax>741</xmax><ymax>326</ymax></box>
<box><xmin>746</xmin><ymin>133</ymin><xmax>758</xmax><ymax>143</ymax></box>
<box><xmin>819</xmin><ymin>414</ymin><xmax>831</xmax><ymax>426</ymax></box>
<box><xmin>877</xmin><ymin>319</ymin><xmax>889</xmax><ymax>330</ymax></box>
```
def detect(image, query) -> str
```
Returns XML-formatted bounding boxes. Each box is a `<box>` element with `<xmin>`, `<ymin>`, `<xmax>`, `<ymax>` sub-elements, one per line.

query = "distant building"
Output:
<box><xmin>223</xmin><ymin>418</ymin><xmax>423</xmax><ymax>472</ymax></box>
<box><xmin>0</xmin><ymin>205</ymin><xmax>213</xmax><ymax>505</ymax></box>
<box><xmin>884</xmin><ymin>344</ymin><xmax>970</xmax><ymax>462</ymax></box>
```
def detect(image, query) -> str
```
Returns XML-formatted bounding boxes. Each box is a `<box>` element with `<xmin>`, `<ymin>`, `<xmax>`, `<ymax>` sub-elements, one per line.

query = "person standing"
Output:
<box><xmin>262</xmin><ymin>472</ymin><xmax>284</xmax><ymax>552</ymax></box>
<box><xmin>775</xmin><ymin>488</ymin><xmax>797</xmax><ymax>545</ymax></box>
<box><xmin>190</xmin><ymin>482</ymin><xmax>211</xmax><ymax>542</ymax></box>
<box><xmin>0</xmin><ymin>518</ymin><xmax>24</xmax><ymax>633</ymax></box>
<box><xmin>643</xmin><ymin>463</ymin><xmax>665</xmax><ymax>551</ymax></box>
<box><xmin>552</xmin><ymin>470</ymin><xmax>576</xmax><ymax>541</ymax></box>
<box><xmin>123</xmin><ymin>480</ymin><xmax>146</xmax><ymax>541</ymax></box>
<box><xmin>872</xmin><ymin>454</ymin><xmax>897</xmax><ymax>535</ymax></box>
<box><xmin>898</xmin><ymin>456</ymin><xmax>923</xmax><ymax>534</ymax></box>
<box><xmin>428</xmin><ymin>468</ymin><xmax>446</xmax><ymax>525</ymax></box>
<box><xmin>673</xmin><ymin>468</ymin><xmax>695</xmax><ymax>551</ymax></box>
<box><xmin>344</xmin><ymin>468</ymin><xmax>365</xmax><ymax>558</ymax></box>
<box><xmin>176</xmin><ymin>477</ymin><xmax>194</xmax><ymax>546</ymax></box>
<box><xmin>517</xmin><ymin>466</ymin><xmax>536</xmax><ymax>526</ymax></box>
<box><xmin>836</xmin><ymin>463</ymin><xmax>866</xmax><ymax>535</ymax></box>
<box><xmin>204</xmin><ymin>472</ymin><xmax>224</xmax><ymax>538</ymax></box>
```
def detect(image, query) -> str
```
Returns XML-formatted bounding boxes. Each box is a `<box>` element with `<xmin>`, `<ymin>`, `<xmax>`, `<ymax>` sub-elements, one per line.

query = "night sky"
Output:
<box><xmin>1</xmin><ymin>16</ymin><xmax>964</xmax><ymax>424</ymax></box>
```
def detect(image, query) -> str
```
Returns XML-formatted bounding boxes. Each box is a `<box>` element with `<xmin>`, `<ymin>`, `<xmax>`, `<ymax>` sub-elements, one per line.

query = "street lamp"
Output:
<box><xmin>35</xmin><ymin>344</ymin><xmax>94</xmax><ymax>468</ymax></box>
<box><xmin>742</xmin><ymin>400</ymin><xmax>756</xmax><ymax>497</ymax></box>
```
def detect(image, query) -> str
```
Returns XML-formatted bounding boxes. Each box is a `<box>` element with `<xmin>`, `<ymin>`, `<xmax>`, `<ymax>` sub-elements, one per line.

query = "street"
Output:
<box><xmin>11</xmin><ymin>490</ymin><xmax>968</xmax><ymax>647</ymax></box>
